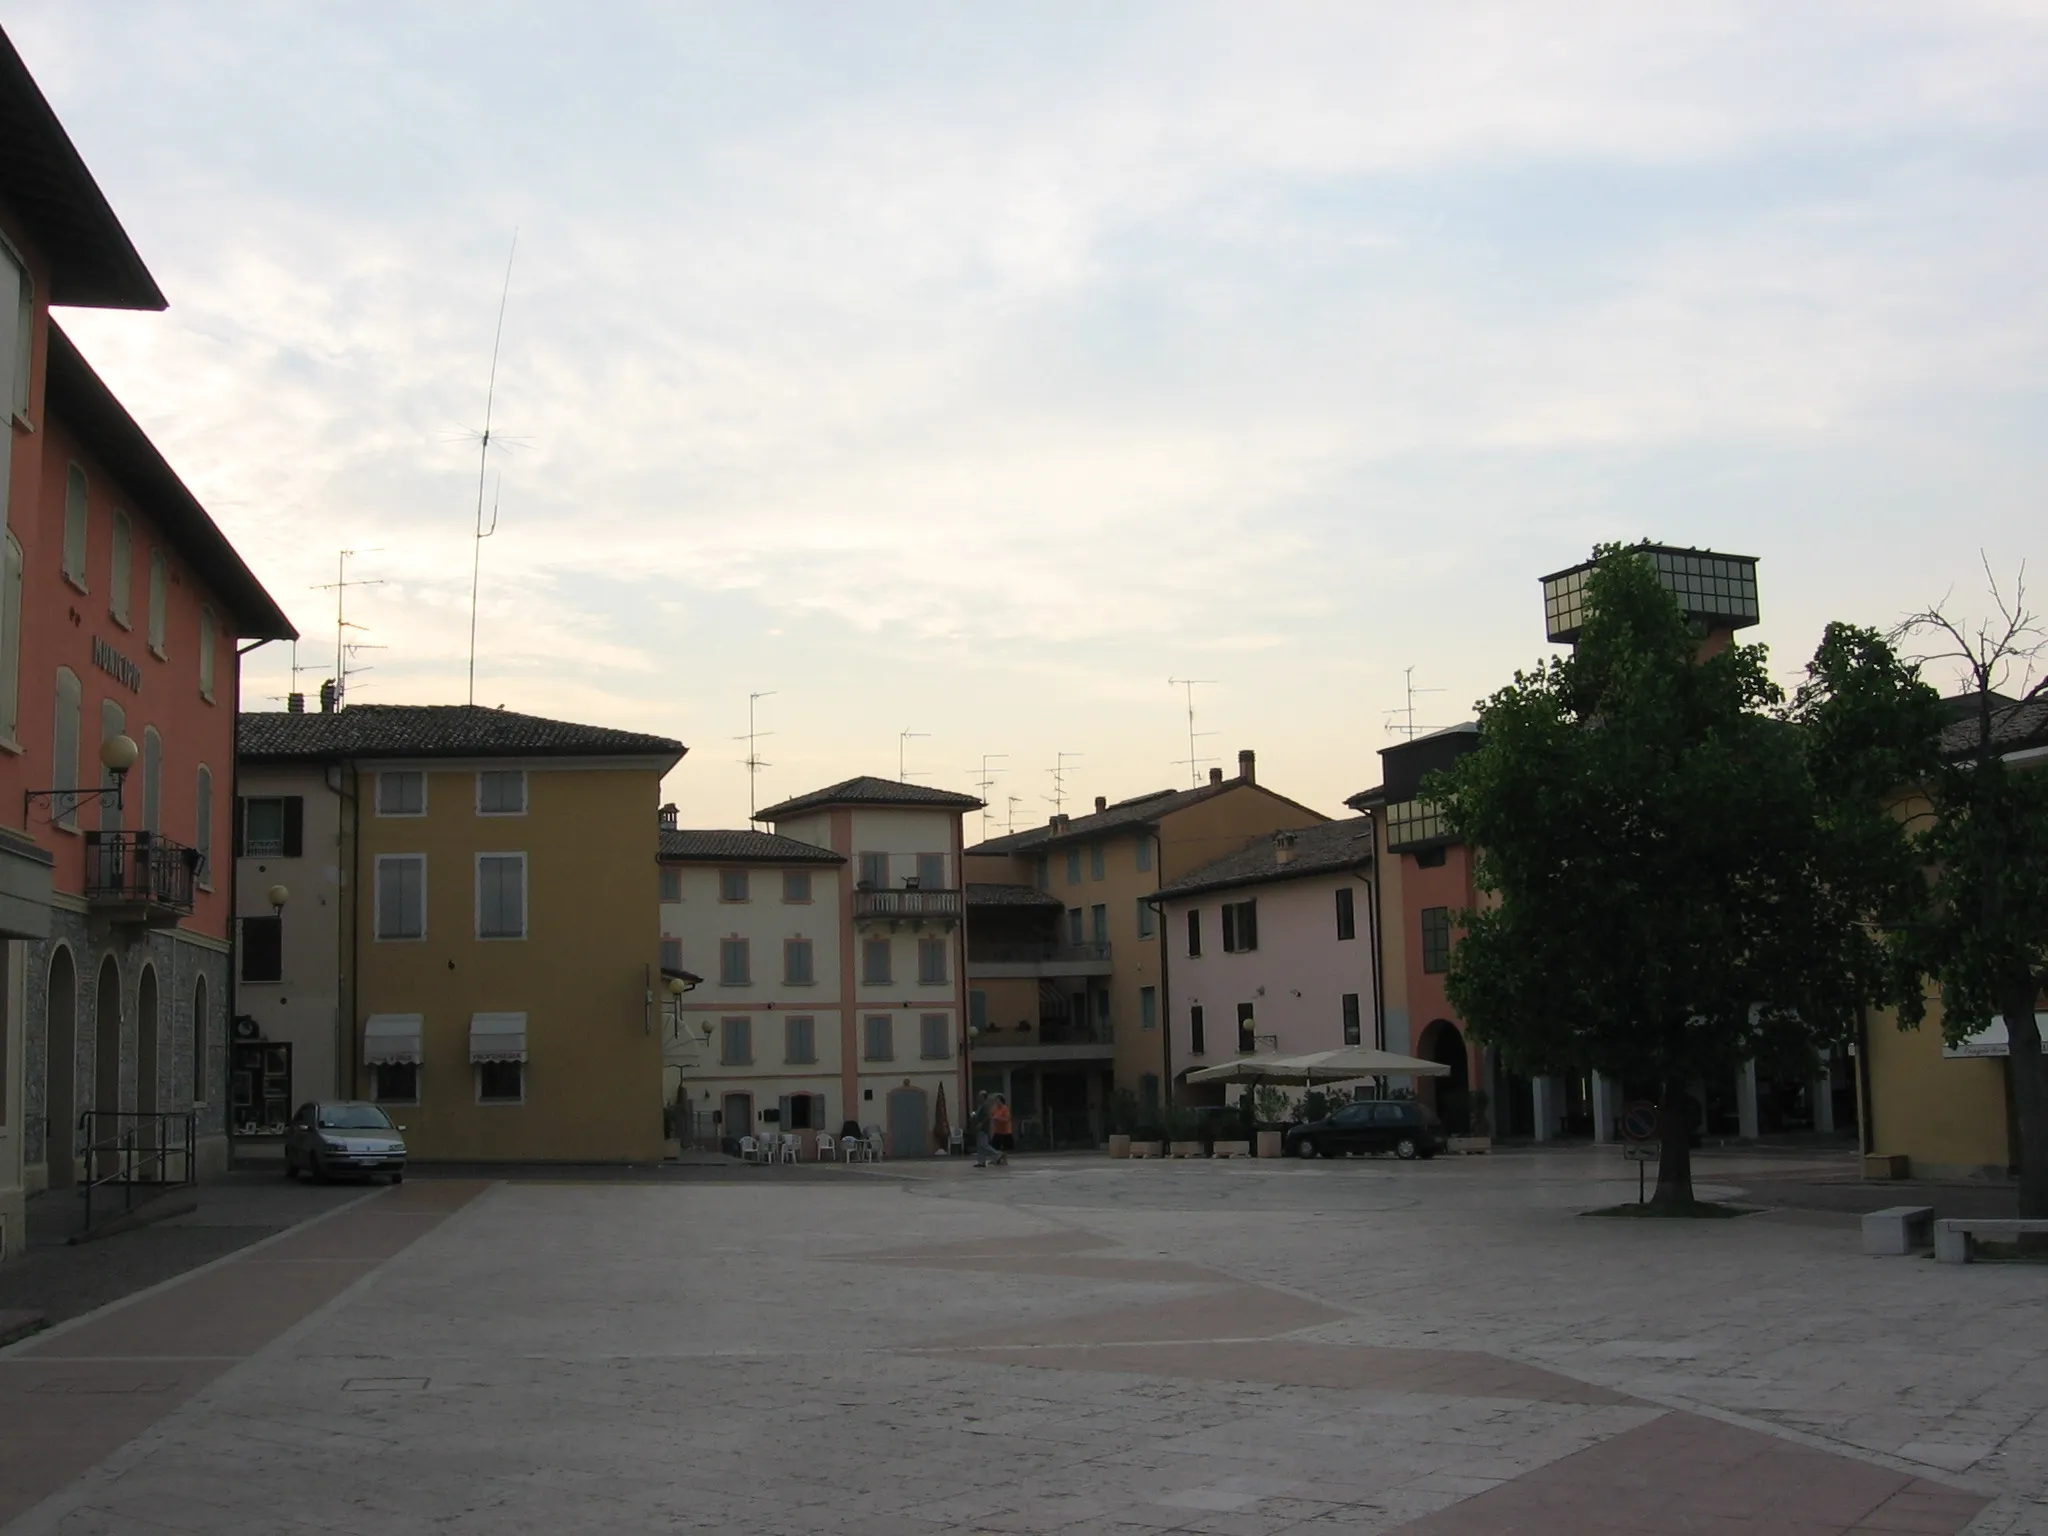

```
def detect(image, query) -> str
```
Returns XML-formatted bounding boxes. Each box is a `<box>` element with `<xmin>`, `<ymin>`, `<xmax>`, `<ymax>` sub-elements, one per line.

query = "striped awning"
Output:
<box><xmin>363</xmin><ymin>1013</ymin><xmax>423</xmax><ymax>1066</ymax></box>
<box><xmin>469</xmin><ymin>1012</ymin><xmax>528</xmax><ymax>1063</ymax></box>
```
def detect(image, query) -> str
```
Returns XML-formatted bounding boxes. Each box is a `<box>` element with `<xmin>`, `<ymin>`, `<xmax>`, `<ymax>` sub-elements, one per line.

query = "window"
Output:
<box><xmin>0</xmin><ymin>532</ymin><xmax>20</xmax><ymax>740</ymax></box>
<box><xmin>1385</xmin><ymin>798</ymin><xmax>1450</xmax><ymax>850</ymax></box>
<box><xmin>719</xmin><ymin>868</ymin><xmax>749</xmax><ymax>902</ymax></box>
<box><xmin>969</xmin><ymin>989</ymin><xmax>988</xmax><ymax>1032</ymax></box>
<box><xmin>1186</xmin><ymin>908</ymin><xmax>1202</xmax><ymax>957</ymax></box>
<box><xmin>1222</xmin><ymin>899</ymin><xmax>1259</xmax><ymax>953</ymax></box>
<box><xmin>238</xmin><ymin>796</ymin><xmax>302</xmax><ymax>858</ymax></box>
<box><xmin>1065</xmin><ymin>848</ymin><xmax>1082</xmax><ymax>884</ymax></box>
<box><xmin>916</xmin><ymin>853</ymin><xmax>944</xmax><ymax>890</ymax></box>
<box><xmin>1190</xmin><ymin>1004</ymin><xmax>1206</xmax><ymax>1055</ymax></box>
<box><xmin>917</xmin><ymin>937</ymin><xmax>947</xmax><ymax>986</ymax></box>
<box><xmin>374</xmin><ymin>855</ymin><xmax>425</xmax><ymax>940</ymax></box>
<box><xmin>377</xmin><ymin>771</ymin><xmax>425</xmax><ymax>816</ymax></box>
<box><xmin>1034</xmin><ymin>855</ymin><xmax>1049</xmax><ymax>889</ymax></box>
<box><xmin>51</xmin><ymin>668</ymin><xmax>79</xmax><ymax>828</ymax></box>
<box><xmin>477</xmin><ymin>769</ymin><xmax>525</xmax><ymax>815</ymax></box>
<box><xmin>141</xmin><ymin>726</ymin><xmax>161</xmax><ymax>833</ymax></box>
<box><xmin>1135</xmin><ymin>899</ymin><xmax>1155</xmax><ymax>940</ymax></box>
<box><xmin>858</xmin><ymin>852</ymin><xmax>887</xmax><ymax>889</ymax></box>
<box><xmin>782</xmin><ymin>869</ymin><xmax>811</xmax><ymax>903</ymax></box>
<box><xmin>1342</xmin><ymin>993</ymin><xmax>1362</xmax><ymax>1047</ymax></box>
<box><xmin>1089</xmin><ymin>844</ymin><xmax>1105</xmax><ymax>880</ymax></box>
<box><xmin>1139</xmin><ymin>986</ymin><xmax>1157</xmax><ymax>1031</ymax></box>
<box><xmin>240</xmin><ymin>915</ymin><xmax>282</xmax><ymax>982</ymax></box>
<box><xmin>1237</xmin><ymin>1002</ymin><xmax>1256</xmax><ymax>1053</ymax></box>
<box><xmin>1134</xmin><ymin>835</ymin><xmax>1151</xmax><ymax>873</ymax></box>
<box><xmin>109</xmin><ymin>510</ymin><xmax>131</xmax><ymax>625</ymax></box>
<box><xmin>477</xmin><ymin>1060</ymin><xmax>524</xmax><ymax>1103</ymax></box>
<box><xmin>660</xmin><ymin>937</ymin><xmax>683</xmax><ymax>971</ymax></box>
<box><xmin>919</xmin><ymin>1013</ymin><xmax>950</xmax><ymax>1059</ymax></box>
<box><xmin>719</xmin><ymin>937</ymin><xmax>751</xmax><ymax>985</ymax></box>
<box><xmin>194</xmin><ymin>766</ymin><xmax>213</xmax><ymax>887</ymax></box>
<box><xmin>1090</xmin><ymin>904</ymin><xmax>1108</xmax><ymax>945</ymax></box>
<box><xmin>784</xmin><ymin>938</ymin><xmax>814</xmax><ymax>985</ymax></box>
<box><xmin>1420</xmin><ymin>907</ymin><xmax>1452</xmax><ymax>973</ymax></box>
<box><xmin>1414</xmin><ymin>846</ymin><xmax>1447</xmax><ymax>869</ymax></box>
<box><xmin>658</xmin><ymin>868</ymin><xmax>682</xmax><ymax>902</ymax></box>
<box><xmin>1066</xmin><ymin>908</ymin><xmax>1083</xmax><ymax>946</ymax></box>
<box><xmin>720</xmin><ymin>1017</ymin><xmax>752</xmax><ymax>1065</ymax></box>
<box><xmin>1335</xmin><ymin>886</ymin><xmax>1356</xmax><ymax>941</ymax></box>
<box><xmin>863</xmin><ymin>1015</ymin><xmax>894</xmax><ymax>1061</ymax></box>
<box><xmin>861</xmin><ymin>938</ymin><xmax>891</xmax><ymax>985</ymax></box>
<box><xmin>785</xmin><ymin>1015</ymin><xmax>816</xmax><ymax>1063</ymax></box>
<box><xmin>477</xmin><ymin>854</ymin><xmax>526</xmax><ymax>939</ymax></box>
<box><xmin>147</xmin><ymin>548</ymin><xmax>167</xmax><ymax>655</ymax></box>
<box><xmin>198</xmin><ymin>607</ymin><xmax>216</xmax><ymax>702</ymax></box>
<box><xmin>62</xmin><ymin>464</ymin><xmax>87</xmax><ymax>589</ymax></box>
<box><xmin>373</xmin><ymin>1062</ymin><xmax>419</xmax><ymax>1103</ymax></box>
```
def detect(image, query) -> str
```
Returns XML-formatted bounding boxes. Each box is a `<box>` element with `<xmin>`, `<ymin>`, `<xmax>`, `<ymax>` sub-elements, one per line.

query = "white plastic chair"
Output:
<box><xmin>777</xmin><ymin>1135</ymin><xmax>798</xmax><ymax>1164</ymax></box>
<box><xmin>738</xmin><ymin>1135</ymin><xmax>761</xmax><ymax>1164</ymax></box>
<box><xmin>839</xmin><ymin>1135</ymin><xmax>862</xmax><ymax>1161</ymax></box>
<box><xmin>815</xmin><ymin>1132</ymin><xmax>839</xmax><ymax>1161</ymax></box>
<box><xmin>864</xmin><ymin>1131</ymin><xmax>885</xmax><ymax>1162</ymax></box>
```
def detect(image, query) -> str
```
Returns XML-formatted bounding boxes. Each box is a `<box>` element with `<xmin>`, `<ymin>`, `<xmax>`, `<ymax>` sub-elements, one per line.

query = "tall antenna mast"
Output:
<box><xmin>970</xmin><ymin>753</ymin><xmax>1008</xmax><ymax>840</ymax></box>
<box><xmin>1167</xmin><ymin>677</ymin><xmax>1220</xmax><ymax>786</ymax></box>
<box><xmin>467</xmin><ymin>233</ymin><xmax>518</xmax><ymax>707</ymax></box>
<box><xmin>734</xmin><ymin>691</ymin><xmax>776</xmax><ymax>824</ymax></box>
<box><xmin>1005</xmin><ymin>793</ymin><xmax>1022</xmax><ymax>835</ymax></box>
<box><xmin>1046</xmin><ymin>751</ymin><xmax>1082</xmax><ymax>814</ymax></box>
<box><xmin>898</xmin><ymin>729</ymin><xmax>930</xmax><ymax>782</ymax></box>
<box><xmin>313</xmin><ymin>548</ymin><xmax>383</xmax><ymax>708</ymax></box>
<box><xmin>1383</xmin><ymin>665</ymin><xmax>1445</xmax><ymax>740</ymax></box>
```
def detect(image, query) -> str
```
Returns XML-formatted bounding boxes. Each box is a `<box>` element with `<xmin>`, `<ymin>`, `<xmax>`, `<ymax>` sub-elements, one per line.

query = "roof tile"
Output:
<box><xmin>239</xmin><ymin>705</ymin><xmax>684</xmax><ymax>762</ymax></box>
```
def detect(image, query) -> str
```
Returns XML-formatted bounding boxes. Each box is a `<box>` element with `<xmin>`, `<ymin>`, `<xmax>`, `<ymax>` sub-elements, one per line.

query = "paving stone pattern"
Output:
<box><xmin>0</xmin><ymin>1148</ymin><xmax>2040</xmax><ymax>1534</ymax></box>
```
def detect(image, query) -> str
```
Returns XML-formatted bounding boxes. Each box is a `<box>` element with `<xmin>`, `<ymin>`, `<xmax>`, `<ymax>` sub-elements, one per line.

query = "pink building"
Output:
<box><xmin>1152</xmin><ymin>819</ymin><xmax>1380</xmax><ymax>1105</ymax></box>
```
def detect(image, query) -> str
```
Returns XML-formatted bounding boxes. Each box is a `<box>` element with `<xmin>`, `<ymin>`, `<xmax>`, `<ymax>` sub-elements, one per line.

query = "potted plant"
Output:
<box><xmin>1251</xmin><ymin>1083</ymin><xmax>1292</xmax><ymax>1157</ymax></box>
<box><xmin>1106</xmin><ymin>1089</ymin><xmax>1138</xmax><ymax>1159</ymax></box>
<box><xmin>1163</xmin><ymin>1102</ymin><xmax>1205</xmax><ymax>1159</ymax></box>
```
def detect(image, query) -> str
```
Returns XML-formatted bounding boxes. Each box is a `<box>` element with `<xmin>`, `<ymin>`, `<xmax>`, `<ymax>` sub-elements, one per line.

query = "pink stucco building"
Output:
<box><xmin>1152</xmin><ymin>819</ymin><xmax>1381</xmax><ymax>1105</ymax></box>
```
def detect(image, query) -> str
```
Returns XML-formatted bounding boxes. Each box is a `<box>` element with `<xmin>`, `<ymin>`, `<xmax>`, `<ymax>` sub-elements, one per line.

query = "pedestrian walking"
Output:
<box><xmin>991</xmin><ymin>1094</ymin><xmax>1013</xmax><ymax>1165</ymax></box>
<box><xmin>972</xmin><ymin>1091</ymin><xmax>996</xmax><ymax>1168</ymax></box>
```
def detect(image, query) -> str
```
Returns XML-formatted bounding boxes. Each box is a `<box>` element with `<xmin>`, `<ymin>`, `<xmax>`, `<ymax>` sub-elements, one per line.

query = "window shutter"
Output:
<box><xmin>1221</xmin><ymin>905</ymin><xmax>1236</xmax><ymax>952</ymax></box>
<box><xmin>282</xmin><ymin>796</ymin><xmax>304</xmax><ymax>858</ymax></box>
<box><xmin>232</xmin><ymin>795</ymin><xmax>246</xmax><ymax>858</ymax></box>
<box><xmin>1243</xmin><ymin>902</ymin><xmax>1258</xmax><ymax>951</ymax></box>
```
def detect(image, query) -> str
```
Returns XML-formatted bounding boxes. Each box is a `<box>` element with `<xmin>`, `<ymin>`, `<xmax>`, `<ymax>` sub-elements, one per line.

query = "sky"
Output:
<box><xmin>10</xmin><ymin>2</ymin><xmax>2048</xmax><ymax>837</ymax></box>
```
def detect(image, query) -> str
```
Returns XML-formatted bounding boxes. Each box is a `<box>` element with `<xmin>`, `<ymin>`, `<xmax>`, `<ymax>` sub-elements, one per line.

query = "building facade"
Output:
<box><xmin>2</xmin><ymin>31</ymin><xmax>295</xmax><ymax>1253</ymax></box>
<box><xmin>237</xmin><ymin>704</ymin><xmax>683</xmax><ymax>1162</ymax></box>
<box><xmin>664</xmin><ymin>777</ymin><xmax>978</xmax><ymax>1156</ymax></box>
<box><xmin>963</xmin><ymin>750</ymin><xmax>1327</xmax><ymax>1122</ymax></box>
<box><xmin>1153</xmin><ymin>819</ymin><xmax>1381</xmax><ymax>1103</ymax></box>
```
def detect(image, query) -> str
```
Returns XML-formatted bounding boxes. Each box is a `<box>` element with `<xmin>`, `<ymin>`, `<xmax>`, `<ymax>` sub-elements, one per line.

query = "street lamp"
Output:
<box><xmin>267</xmin><ymin>884</ymin><xmax>290</xmax><ymax>911</ymax></box>
<box><xmin>24</xmin><ymin>733</ymin><xmax>140</xmax><ymax>820</ymax></box>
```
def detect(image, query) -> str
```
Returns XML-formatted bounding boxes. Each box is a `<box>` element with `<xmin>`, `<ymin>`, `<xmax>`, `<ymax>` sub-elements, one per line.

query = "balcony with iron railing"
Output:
<box><xmin>965</xmin><ymin>939</ymin><xmax>1113</xmax><ymax>979</ymax></box>
<box><xmin>83</xmin><ymin>830</ymin><xmax>199</xmax><ymax>926</ymax></box>
<box><xmin>853</xmin><ymin>887</ymin><xmax>963</xmax><ymax>927</ymax></box>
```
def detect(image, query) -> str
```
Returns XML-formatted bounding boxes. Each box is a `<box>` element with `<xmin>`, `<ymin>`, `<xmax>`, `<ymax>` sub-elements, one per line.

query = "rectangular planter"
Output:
<box><xmin>1169</xmin><ymin>1141</ymin><xmax>1206</xmax><ymax>1159</ymax></box>
<box><xmin>1211</xmin><ymin>1140</ymin><xmax>1251</xmax><ymax>1159</ymax></box>
<box><xmin>1447</xmin><ymin>1135</ymin><xmax>1492</xmax><ymax>1155</ymax></box>
<box><xmin>1862</xmin><ymin>1153</ymin><xmax>1910</xmax><ymax>1181</ymax></box>
<box><xmin>1256</xmin><ymin>1130</ymin><xmax>1283</xmax><ymax>1159</ymax></box>
<box><xmin>1128</xmin><ymin>1141</ymin><xmax>1164</xmax><ymax>1159</ymax></box>
<box><xmin>1107</xmin><ymin>1135</ymin><xmax>1132</xmax><ymax>1160</ymax></box>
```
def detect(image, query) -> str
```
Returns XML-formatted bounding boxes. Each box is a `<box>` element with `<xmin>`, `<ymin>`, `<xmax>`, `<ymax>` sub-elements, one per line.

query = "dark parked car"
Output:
<box><xmin>284</xmin><ymin>1101</ymin><xmax>408</xmax><ymax>1183</ymax></box>
<box><xmin>1283</xmin><ymin>1100</ymin><xmax>1445</xmax><ymax>1160</ymax></box>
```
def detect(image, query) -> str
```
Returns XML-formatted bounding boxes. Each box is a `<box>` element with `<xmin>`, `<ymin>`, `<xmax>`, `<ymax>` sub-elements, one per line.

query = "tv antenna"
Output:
<box><xmin>466</xmin><ymin>232</ymin><xmax>518</xmax><ymax>708</ymax></box>
<box><xmin>970</xmin><ymin>753</ymin><xmax>1008</xmax><ymax>839</ymax></box>
<box><xmin>1046</xmin><ymin>751</ymin><xmax>1082</xmax><ymax>814</ymax></box>
<box><xmin>1005</xmin><ymin>793</ymin><xmax>1023</xmax><ymax>834</ymax></box>
<box><xmin>898</xmin><ymin>730</ymin><xmax>930</xmax><ymax>782</ymax></box>
<box><xmin>1167</xmin><ymin>677</ymin><xmax>1220</xmax><ymax>786</ymax></box>
<box><xmin>313</xmin><ymin>548</ymin><xmax>384</xmax><ymax>708</ymax></box>
<box><xmin>734</xmin><ymin>691</ymin><xmax>776</xmax><ymax>824</ymax></box>
<box><xmin>1384</xmin><ymin>666</ymin><xmax>1444</xmax><ymax>739</ymax></box>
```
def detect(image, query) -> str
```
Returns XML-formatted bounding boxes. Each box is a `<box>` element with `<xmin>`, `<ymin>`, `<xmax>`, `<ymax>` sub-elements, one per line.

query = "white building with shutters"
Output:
<box><xmin>660</xmin><ymin>775</ymin><xmax>981</xmax><ymax>1156</ymax></box>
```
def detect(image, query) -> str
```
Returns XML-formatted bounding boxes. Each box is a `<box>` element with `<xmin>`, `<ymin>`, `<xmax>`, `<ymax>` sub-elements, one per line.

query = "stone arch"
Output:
<box><xmin>1416</xmin><ymin>1018</ymin><xmax>1472</xmax><ymax>1132</ymax></box>
<box><xmin>93</xmin><ymin>953</ymin><xmax>123</xmax><ymax>1176</ymax></box>
<box><xmin>43</xmin><ymin>945</ymin><xmax>78</xmax><ymax>1188</ymax></box>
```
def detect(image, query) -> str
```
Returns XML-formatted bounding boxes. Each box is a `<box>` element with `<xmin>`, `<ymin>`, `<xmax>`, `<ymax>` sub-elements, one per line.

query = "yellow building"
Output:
<box><xmin>237</xmin><ymin>704</ymin><xmax>684</xmax><ymax>1163</ymax></box>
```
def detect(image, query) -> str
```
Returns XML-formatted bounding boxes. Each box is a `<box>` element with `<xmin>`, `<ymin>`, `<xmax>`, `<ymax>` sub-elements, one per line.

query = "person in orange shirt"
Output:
<box><xmin>990</xmin><ymin>1095</ymin><xmax>1013</xmax><ymax>1165</ymax></box>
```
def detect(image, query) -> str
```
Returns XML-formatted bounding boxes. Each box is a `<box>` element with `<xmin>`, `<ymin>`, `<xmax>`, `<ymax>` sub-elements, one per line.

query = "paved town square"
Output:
<box><xmin>1</xmin><ymin>1151</ymin><xmax>2041</xmax><ymax>1535</ymax></box>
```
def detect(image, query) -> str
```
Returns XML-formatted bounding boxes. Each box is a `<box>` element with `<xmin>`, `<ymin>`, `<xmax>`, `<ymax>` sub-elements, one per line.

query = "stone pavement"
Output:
<box><xmin>0</xmin><ymin>1148</ymin><xmax>2040</xmax><ymax>1534</ymax></box>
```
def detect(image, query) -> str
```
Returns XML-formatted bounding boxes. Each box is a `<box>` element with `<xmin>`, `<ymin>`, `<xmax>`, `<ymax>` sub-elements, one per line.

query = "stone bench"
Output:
<box><xmin>1861</xmin><ymin>1205</ymin><xmax>1934</xmax><ymax>1256</ymax></box>
<box><xmin>1934</xmin><ymin>1218</ymin><xmax>2048</xmax><ymax>1264</ymax></box>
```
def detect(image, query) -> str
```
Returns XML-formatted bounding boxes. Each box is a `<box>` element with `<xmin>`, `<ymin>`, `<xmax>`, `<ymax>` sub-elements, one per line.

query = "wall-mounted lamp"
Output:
<box><xmin>25</xmin><ymin>733</ymin><xmax>139</xmax><ymax>821</ymax></box>
<box><xmin>267</xmin><ymin>884</ymin><xmax>290</xmax><ymax>911</ymax></box>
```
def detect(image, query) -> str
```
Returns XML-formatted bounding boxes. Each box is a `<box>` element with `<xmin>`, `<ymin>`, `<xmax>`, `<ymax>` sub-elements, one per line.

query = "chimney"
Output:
<box><xmin>318</xmin><ymin>679</ymin><xmax>336</xmax><ymax>714</ymax></box>
<box><xmin>1238</xmin><ymin>749</ymin><xmax>1256</xmax><ymax>784</ymax></box>
<box><xmin>659</xmin><ymin>803</ymin><xmax>679</xmax><ymax>830</ymax></box>
<box><xmin>1052</xmin><ymin>813</ymin><xmax>1070</xmax><ymax>832</ymax></box>
<box><xmin>1273</xmin><ymin>831</ymin><xmax>1297</xmax><ymax>866</ymax></box>
<box><xmin>1208</xmin><ymin>766</ymin><xmax>1223</xmax><ymax>785</ymax></box>
<box><xmin>1094</xmin><ymin>795</ymin><xmax>1106</xmax><ymax>814</ymax></box>
<box><xmin>287</xmin><ymin>692</ymin><xmax>305</xmax><ymax>714</ymax></box>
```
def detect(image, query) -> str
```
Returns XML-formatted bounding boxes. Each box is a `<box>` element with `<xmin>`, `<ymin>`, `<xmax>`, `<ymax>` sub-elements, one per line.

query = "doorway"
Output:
<box><xmin>94</xmin><ymin>955</ymin><xmax>122</xmax><ymax>1176</ymax></box>
<box><xmin>43</xmin><ymin>947</ymin><xmax>76</xmax><ymax>1189</ymax></box>
<box><xmin>721</xmin><ymin>1092</ymin><xmax>752</xmax><ymax>1146</ymax></box>
<box><xmin>1417</xmin><ymin>1019</ymin><xmax>1471</xmax><ymax>1133</ymax></box>
<box><xmin>886</xmin><ymin>1086</ymin><xmax>928</xmax><ymax>1158</ymax></box>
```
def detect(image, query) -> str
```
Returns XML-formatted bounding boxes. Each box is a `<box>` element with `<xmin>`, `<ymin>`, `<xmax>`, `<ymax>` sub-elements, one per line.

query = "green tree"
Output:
<box><xmin>1435</xmin><ymin>547</ymin><xmax>1927</xmax><ymax>1210</ymax></box>
<box><xmin>1896</xmin><ymin>576</ymin><xmax>2048</xmax><ymax>1218</ymax></box>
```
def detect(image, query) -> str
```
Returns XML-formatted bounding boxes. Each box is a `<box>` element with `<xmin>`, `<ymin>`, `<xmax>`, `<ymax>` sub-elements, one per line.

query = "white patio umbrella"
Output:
<box><xmin>1185</xmin><ymin>1046</ymin><xmax>1450</xmax><ymax>1085</ymax></box>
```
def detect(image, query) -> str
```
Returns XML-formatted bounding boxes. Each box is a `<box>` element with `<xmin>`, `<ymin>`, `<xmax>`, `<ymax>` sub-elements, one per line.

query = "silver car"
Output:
<box><xmin>284</xmin><ymin>1101</ymin><xmax>408</xmax><ymax>1183</ymax></box>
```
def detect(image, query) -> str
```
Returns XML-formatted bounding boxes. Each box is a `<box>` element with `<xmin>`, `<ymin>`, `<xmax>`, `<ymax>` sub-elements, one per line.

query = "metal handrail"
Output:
<box><xmin>81</xmin><ymin>830</ymin><xmax>199</xmax><ymax>912</ymax></box>
<box><xmin>78</xmin><ymin>1109</ymin><xmax>197</xmax><ymax>1230</ymax></box>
